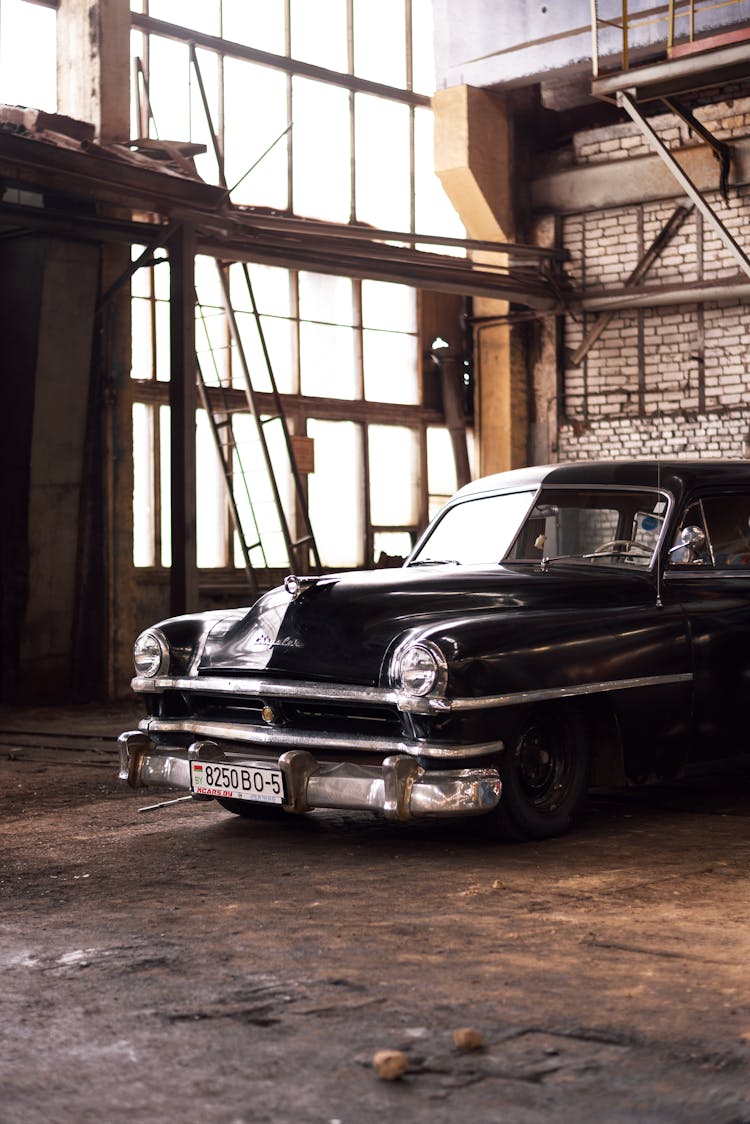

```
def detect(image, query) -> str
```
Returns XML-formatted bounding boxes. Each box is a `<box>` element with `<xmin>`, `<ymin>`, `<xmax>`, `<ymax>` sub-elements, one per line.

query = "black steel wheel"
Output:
<box><xmin>216</xmin><ymin>797</ymin><xmax>287</xmax><ymax>820</ymax></box>
<box><xmin>480</xmin><ymin>705</ymin><xmax>590</xmax><ymax>841</ymax></box>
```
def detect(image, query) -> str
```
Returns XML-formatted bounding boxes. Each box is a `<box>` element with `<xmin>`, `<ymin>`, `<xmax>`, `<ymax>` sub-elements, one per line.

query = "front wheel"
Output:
<box><xmin>479</xmin><ymin>705</ymin><xmax>590</xmax><ymax>841</ymax></box>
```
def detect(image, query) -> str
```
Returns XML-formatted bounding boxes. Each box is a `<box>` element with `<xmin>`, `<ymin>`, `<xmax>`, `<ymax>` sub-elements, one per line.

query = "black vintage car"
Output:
<box><xmin>119</xmin><ymin>460</ymin><xmax>750</xmax><ymax>840</ymax></box>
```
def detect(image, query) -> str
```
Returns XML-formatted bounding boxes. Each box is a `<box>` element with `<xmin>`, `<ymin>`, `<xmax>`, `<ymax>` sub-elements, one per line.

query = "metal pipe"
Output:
<box><xmin>581</xmin><ymin>279</ymin><xmax>750</xmax><ymax>311</ymax></box>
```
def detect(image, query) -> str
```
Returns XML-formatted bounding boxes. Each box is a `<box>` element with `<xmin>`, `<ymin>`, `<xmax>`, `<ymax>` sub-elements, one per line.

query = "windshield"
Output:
<box><xmin>410</xmin><ymin>486</ymin><xmax>667</xmax><ymax>568</ymax></box>
<box><xmin>409</xmin><ymin>490</ymin><xmax>535</xmax><ymax>565</ymax></box>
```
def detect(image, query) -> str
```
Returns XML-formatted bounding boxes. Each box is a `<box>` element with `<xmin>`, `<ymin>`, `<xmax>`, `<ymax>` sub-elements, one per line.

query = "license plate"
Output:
<box><xmin>190</xmin><ymin>760</ymin><xmax>284</xmax><ymax>804</ymax></box>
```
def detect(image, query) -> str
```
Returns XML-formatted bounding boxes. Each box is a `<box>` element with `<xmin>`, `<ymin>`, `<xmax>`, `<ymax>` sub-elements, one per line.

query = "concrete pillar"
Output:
<box><xmin>433</xmin><ymin>84</ymin><xmax>527</xmax><ymax>475</ymax></box>
<box><xmin>57</xmin><ymin>0</ymin><xmax>130</xmax><ymax>144</ymax></box>
<box><xmin>57</xmin><ymin>0</ymin><xmax>135</xmax><ymax>696</ymax></box>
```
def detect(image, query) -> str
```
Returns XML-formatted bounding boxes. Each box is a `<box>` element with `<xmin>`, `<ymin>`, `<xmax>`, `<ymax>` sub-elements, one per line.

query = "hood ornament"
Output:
<box><xmin>284</xmin><ymin>574</ymin><xmax>320</xmax><ymax>599</ymax></box>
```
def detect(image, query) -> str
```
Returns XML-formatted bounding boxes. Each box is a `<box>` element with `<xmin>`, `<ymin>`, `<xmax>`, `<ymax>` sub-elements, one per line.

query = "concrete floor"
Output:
<box><xmin>1</xmin><ymin>703</ymin><xmax>749</xmax><ymax>1124</ymax></box>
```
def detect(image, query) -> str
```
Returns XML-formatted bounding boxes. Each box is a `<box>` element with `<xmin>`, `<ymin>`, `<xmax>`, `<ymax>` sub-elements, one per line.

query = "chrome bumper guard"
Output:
<box><xmin>118</xmin><ymin>731</ymin><xmax>502</xmax><ymax>822</ymax></box>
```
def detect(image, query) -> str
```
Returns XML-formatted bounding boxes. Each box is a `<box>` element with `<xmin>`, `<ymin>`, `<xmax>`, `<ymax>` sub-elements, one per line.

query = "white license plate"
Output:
<box><xmin>190</xmin><ymin>760</ymin><xmax>284</xmax><ymax>804</ymax></box>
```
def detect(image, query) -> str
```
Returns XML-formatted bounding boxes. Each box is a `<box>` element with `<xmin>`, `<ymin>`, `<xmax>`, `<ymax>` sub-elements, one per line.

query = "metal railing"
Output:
<box><xmin>591</xmin><ymin>0</ymin><xmax>748</xmax><ymax>76</ymax></box>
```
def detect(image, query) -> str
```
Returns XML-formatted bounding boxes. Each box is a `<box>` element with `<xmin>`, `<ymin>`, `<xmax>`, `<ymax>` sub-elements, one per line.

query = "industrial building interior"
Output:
<box><xmin>2</xmin><ymin>2</ymin><xmax>750</xmax><ymax>1121</ymax></box>
<box><xmin>4</xmin><ymin>0</ymin><xmax>750</xmax><ymax>707</ymax></box>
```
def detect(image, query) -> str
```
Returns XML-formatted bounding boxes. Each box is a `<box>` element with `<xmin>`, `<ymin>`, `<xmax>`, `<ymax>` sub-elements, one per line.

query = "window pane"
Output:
<box><xmin>231</xmin><ymin>263</ymin><xmax>292</xmax><ymax>318</ymax></box>
<box><xmin>292</xmin><ymin>79</ymin><xmax>351</xmax><ymax>221</ymax></box>
<box><xmin>427</xmin><ymin>426</ymin><xmax>457</xmax><ymax>514</ymax></box>
<box><xmin>414</xmin><ymin>108</ymin><xmax>465</xmax><ymax>244</ymax></box>
<box><xmin>196</xmin><ymin>305</ymin><xmax>230</xmax><ymax>388</ymax></box>
<box><xmin>196</xmin><ymin>410</ymin><xmax>227</xmax><ymax>567</ymax></box>
<box><xmin>155</xmin><ymin>300</ymin><xmax>170</xmax><ymax>382</ymax></box>
<box><xmin>300</xmin><ymin>323</ymin><xmax>358</xmax><ymax>399</ymax></box>
<box><xmin>411</xmin><ymin>0</ymin><xmax>437</xmax><ymax>95</ymax></box>
<box><xmin>374</xmin><ymin>531</ymin><xmax>412</xmax><ymax>566</ymax></box>
<box><xmin>222</xmin><ymin>0</ymin><xmax>286</xmax><ymax>54</ymax></box>
<box><xmin>224</xmin><ymin>60</ymin><xmax>289</xmax><ymax>209</ymax></box>
<box><xmin>147</xmin><ymin>37</ymin><xmax>191</xmax><ymax>140</ymax></box>
<box><xmin>355</xmin><ymin>95</ymin><xmax>411</xmax><ymax>230</ymax></box>
<box><xmin>233</xmin><ymin>312</ymin><xmax>295</xmax><ymax>394</ymax></box>
<box><xmin>131</xmin><ymin>298</ymin><xmax>153</xmax><ymax>380</ymax></box>
<box><xmin>147</xmin><ymin>0</ymin><xmax>221</xmax><ymax>35</ymax></box>
<box><xmin>130</xmin><ymin>247</ymin><xmax>151</xmax><ymax>298</ymax></box>
<box><xmin>362</xmin><ymin>279</ymin><xmax>416</xmax><ymax>332</ymax></box>
<box><xmin>159</xmin><ymin>405</ymin><xmax>172</xmax><ymax>567</ymax></box>
<box><xmin>0</xmin><ymin>1</ymin><xmax>55</xmax><ymax>110</ymax></box>
<box><xmin>232</xmin><ymin>414</ymin><xmax>291</xmax><ymax>568</ymax></box>
<box><xmin>290</xmin><ymin>0</ymin><xmax>348</xmax><ymax>71</ymax></box>
<box><xmin>353</xmin><ymin>0</ymin><xmax>406</xmax><ymax>87</ymax></box>
<box><xmin>369</xmin><ymin>425</ymin><xmax>419</xmax><ymax>525</ymax></box>
<box><xmin>308</xmin><ymin>420</ymin><xmax>364</xmax><ymax>568</ymax></box>
<box><xmin>299</xmin><ymin>272</ymin><xmax>355</xmax><ymax>326</ymax></box>
<box><xmin>189</xmin><ymin>48</ymin><xmax>222</xmax><ymax>185</ymax></box>
<box><xmin>132</xmin><ymin>403</ymin><xmax>155</xmax><ymax>566</ymax></box>
<box><xmin>363</xmin><ymin>330</ymin><xmax>418</xmax><ymax>405</ymax></box>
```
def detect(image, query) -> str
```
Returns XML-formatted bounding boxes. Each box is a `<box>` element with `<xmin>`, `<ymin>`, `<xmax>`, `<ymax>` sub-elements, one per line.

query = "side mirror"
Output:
<box><xmin>668</xmin><ymin>524</ymin><xmax>707</xmax><ymax>563</ymax></box>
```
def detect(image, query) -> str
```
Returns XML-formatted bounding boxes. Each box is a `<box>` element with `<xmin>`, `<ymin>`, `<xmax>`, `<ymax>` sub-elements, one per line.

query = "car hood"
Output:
<box><xmin>198</xmin><ymin>563</ymin><xmax>657</xmax><ymax>686</ymax></box>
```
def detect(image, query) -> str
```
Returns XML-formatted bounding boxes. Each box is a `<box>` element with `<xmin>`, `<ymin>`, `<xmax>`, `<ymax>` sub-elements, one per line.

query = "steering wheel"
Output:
<box><xmin>593</xmin><ymin>539</ymin><xmax>652</xmax><ymax>555</ymax></box>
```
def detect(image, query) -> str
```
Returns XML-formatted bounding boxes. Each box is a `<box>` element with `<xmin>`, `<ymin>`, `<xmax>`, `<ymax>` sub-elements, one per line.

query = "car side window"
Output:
<box><xmin>670</xmin><ymin>495</ymin><xmax>750</xmax><ymax>569</ymax></box>
<box><xmin>702</xmin><ymin>495</ymin><xmax>750</xmax><ymax>569</ymax></box>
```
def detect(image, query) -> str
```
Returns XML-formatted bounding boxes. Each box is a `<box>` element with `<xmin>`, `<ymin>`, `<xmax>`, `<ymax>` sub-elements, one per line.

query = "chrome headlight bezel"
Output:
<box><xmin>133</xmin><ymin>628</ymin><xmax>170</xmax><ymax>678</ymax></box>
<box><xmin>390</xmin><ymin>638</ymin><xmax>448</xmax><ymax>698</ymax></box>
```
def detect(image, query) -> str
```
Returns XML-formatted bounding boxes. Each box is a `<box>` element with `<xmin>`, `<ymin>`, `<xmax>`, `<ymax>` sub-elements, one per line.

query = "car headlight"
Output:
<box><xmin>133</xmin><ymin>629</ymin><xmax>170</xmax><ymax>677</ymax></box>
<box><xmin>390</xmin><ymin>640</ymin><xmax>447</xmax><ymax>697</ymax></box>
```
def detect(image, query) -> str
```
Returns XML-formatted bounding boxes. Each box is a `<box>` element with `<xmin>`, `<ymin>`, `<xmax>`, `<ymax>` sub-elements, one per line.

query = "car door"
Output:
<box><xmin>661</xmin><ymin>489</ymin><xmax>750</xmax><ymax>763</ymax></box>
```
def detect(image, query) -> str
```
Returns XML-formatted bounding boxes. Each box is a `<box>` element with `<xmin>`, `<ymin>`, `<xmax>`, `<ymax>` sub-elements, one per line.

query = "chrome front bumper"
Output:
<box><xmin>118</xmin><ymin>731</ymin><xmax>502</xmax><ymax>822</ymax></box>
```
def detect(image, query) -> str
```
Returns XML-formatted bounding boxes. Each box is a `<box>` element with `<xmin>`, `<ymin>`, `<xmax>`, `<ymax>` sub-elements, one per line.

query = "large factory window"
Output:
<box><xmin>125</xmin><ymin>0</ymin><xmax>464</xmax><ymax>575</ymax></box>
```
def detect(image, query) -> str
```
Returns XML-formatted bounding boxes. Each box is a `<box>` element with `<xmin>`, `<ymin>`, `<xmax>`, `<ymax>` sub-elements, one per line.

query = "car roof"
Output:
<box><xmin>454</xmin><ymin>460</ymin><xmax>750</xmax><ymax>501</ymax></box>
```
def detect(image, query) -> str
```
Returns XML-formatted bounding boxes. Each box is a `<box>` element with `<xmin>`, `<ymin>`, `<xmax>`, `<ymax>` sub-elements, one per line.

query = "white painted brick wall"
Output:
<box><xmin>554</xmin><ymin>98</ymin><xmax>750</xmax><ymax>464</ymax></box>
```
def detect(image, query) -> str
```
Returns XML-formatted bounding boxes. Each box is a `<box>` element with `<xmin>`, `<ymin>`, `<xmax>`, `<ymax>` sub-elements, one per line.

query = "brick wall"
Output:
<box><xmin>554</xmin><ymin>97</ymin><xmax>750</xmax><ymax>463</ymax></box>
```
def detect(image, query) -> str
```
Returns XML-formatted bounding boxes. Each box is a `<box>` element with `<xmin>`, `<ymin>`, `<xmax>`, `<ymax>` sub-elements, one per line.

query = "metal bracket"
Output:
<box><xmin>617</xmin><ymin>90</ymin><xmax>750</xmax><ymax>282</ymax></box>
<box><xmin>382</xmin><ymin>754</ymin><xmax>422</xmax><ymax>821</ymax></box>
<box><xmin>662</xmin><ymin>97</ymin><xmax>732</xmax><ymax>200</ymax></box>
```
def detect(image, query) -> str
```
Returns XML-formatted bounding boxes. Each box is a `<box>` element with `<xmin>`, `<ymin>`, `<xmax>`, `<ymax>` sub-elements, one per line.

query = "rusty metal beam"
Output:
<box><xmin>569</xmin><ymin>203</ymin><xmax>693</xmax><ymax>366</ymax></box>
<box><xmin>131</xmin><ymin>12</ymin><xmax>430</xmax><ymax>109</ymax></box>
<box><xmin>617</xmin><ymin>90</ymin><xmax>750</xmax><ymax>280</ymax></box>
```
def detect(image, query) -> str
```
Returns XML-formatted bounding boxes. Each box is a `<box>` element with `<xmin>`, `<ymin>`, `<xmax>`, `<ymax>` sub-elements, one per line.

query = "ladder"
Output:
<box><xmin>195</xmin><ymin>262</ymin><xmax>322</xmax><ymax>586</ymax></box>
<box><xmin>133</xmin><ymin>44</ymin><xmax>323</xmax><ymax>587</ymax></box>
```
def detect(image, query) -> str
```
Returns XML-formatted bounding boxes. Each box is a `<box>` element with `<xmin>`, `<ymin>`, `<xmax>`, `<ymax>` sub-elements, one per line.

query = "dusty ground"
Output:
<box><xmin>1</xmin><ymin>703</ymin><xmax>749</xmax><ymax>1124</ymax></box>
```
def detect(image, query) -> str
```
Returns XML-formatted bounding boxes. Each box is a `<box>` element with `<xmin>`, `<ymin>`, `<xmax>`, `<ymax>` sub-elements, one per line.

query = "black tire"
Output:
<box><xmin>216</xmin><ymin>797</ymin><xmax>287</xmax><ymax>820</ymax></box>
<box><xmin>479</xmin><ymin>705</ymin><xmax>590</xmax><ymax>841</ymax></box>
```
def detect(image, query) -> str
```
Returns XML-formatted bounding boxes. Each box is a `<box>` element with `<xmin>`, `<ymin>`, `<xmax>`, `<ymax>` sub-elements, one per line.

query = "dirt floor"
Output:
<box><xmin>1</xmin><ymin>703</ymin><xmax>749</xmax><ymax>1124</ymax></box>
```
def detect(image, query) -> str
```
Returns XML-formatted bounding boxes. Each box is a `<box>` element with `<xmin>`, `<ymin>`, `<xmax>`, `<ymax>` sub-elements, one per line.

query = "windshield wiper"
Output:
<box><xmin>539</xmin><ymin>554</ymin><xmax>587</xmax><ymax>571</ymax></box>
<box><xmin>409</xmin><ymin>558</ymin><xmax>461</xmax><ymax>567</ymax></box>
